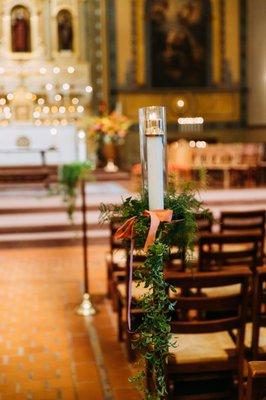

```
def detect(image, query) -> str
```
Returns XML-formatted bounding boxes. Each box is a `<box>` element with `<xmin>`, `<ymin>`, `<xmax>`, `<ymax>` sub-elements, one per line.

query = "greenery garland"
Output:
<box><xmin>58</xmin><ymin>161</ymin><xmax>93</xmax><ymax>221</ymax></box>
<box><xmin>100</xmin><ymin>186</ymin><xmax>210</xmax><ymax>399</ymax></box>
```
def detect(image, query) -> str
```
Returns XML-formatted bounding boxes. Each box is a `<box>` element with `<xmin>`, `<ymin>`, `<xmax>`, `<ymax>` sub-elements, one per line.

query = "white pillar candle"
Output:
<box><xmin>145</xmin><ymin>113</ymin><xmax>164</xmax><ymax>210</ymax></box>
<box><xmin>146</xmin><ymin>132</ymin><xmax>164</xmax><ymax>210</ymax></box>
<box><xmin>139</xmin><ymin>106</ymin><xmax>166</xmax><ymax>211</ymax></box>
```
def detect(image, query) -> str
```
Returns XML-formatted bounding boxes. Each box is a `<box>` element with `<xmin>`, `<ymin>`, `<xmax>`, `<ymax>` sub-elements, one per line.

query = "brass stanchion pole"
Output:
<box><xmin>76</xmin><ymin>180</ymin><xmax>96</xmax><ymax>316</ymax></box>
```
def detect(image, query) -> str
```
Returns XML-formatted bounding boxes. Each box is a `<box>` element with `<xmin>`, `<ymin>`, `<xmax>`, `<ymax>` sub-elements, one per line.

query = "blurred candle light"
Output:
<box><xmin>67</xmin><ymin>66</ymin><xmax>75</xmax><ymax>74</ymax></box>
<box><xmin>62</xmin><ymin>83</ymin><xmax>70</xmax><ymax>91</ymax></box>
<box><xmin>33</xmin><ymin>111</ymin><xmax>40</xmax><ymax>118</ymax></box>
<box><xmin>72</xmin><ymin>97</ymin><xmax>79</xmax><ymax>105</ymax></box>
<box><xmin>45</xmin><ymin>83</ymin><xmax>53</xmax><ymax>91</ymax></box>
<box><xmin>177</xmin><ymin>99</ymin><xmax>184</xmax><ymax>108</ymax></box>
<box><xmin>50</xmin><ymin>128</ymin><xmax>57</xmax><ymax>135</ymax></box>
<box><xmin>59</xmin><ymin>106</ymin><xmax>66</xmax><ymax>114</ymax></box>
<box><xmin>39</xmin><ymin>67</ymin><xmax>47</xmax><ymax>74</ymax></box>
<box><xmin>85</xmin><ymin>85</ymin><xmax>93</xmax><ymax>93</ymax></box>
<box><xmin>77</xmin><ymin>105</ymin><xmax>84</xmax><ymax>113</ymax></box>
<box><xmin>51</xmin><ymin>106</ymin><xmax>58</xmax><ymax>114</ymax></box>
<box><xmin>43</xmin><ymin>106</ymin><xmax>50</xmax><ymax>114</ymax></box>
<box><xmin>53</xmin><ymin>67</ymin><xmax>60</xmax><ymax>74</ymax></box>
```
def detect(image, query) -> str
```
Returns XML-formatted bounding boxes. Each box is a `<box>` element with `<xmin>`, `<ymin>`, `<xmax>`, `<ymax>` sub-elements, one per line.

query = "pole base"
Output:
<box><xmin>104</xmin><ymin>160</ymin><xmax>119</xmax><ymax>173</ymax></box>
<box><xmin>76</xmin><ymin>293</ymin><xmax>96</xmax><ymax>316</ymax></box>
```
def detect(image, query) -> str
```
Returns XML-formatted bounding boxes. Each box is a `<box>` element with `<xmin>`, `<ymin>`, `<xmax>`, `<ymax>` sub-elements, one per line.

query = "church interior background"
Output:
<box><xmin>0</xmin><ymin>0</ymin><xmax>265</xmax><ymax>170</ymax></box>
<box><xmin>0</xmin><ymin>1</ymin><xmax>265</xmax><ymax>400</ymax></box>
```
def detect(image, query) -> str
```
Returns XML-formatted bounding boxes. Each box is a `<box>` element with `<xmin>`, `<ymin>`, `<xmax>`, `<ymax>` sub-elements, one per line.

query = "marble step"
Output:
<box><xmin>0</xmin><ymin>229</ymin><xmax>109</xmax><ymax>248</ymax></box>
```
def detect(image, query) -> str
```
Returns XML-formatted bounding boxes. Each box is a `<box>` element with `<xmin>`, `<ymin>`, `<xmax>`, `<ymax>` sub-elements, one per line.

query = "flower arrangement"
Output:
<box><xmin>88</xmin><ymin>111</ymin><xmax>132</xmax><ymax>144</ymax></box>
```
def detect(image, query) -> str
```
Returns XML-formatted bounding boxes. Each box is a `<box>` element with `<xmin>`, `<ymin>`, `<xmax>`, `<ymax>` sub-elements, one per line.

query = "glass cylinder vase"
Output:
<box><xmin>139</xmin><ymin>106</ymin><xmax>168</xmax><ymax>210</ymax></box>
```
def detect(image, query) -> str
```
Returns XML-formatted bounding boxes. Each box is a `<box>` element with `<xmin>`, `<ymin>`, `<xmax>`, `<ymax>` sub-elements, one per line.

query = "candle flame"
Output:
<box><xmin>149</xmin><ymin>112</ymin><xmax>158</xmax><ymax>121</ymax></box>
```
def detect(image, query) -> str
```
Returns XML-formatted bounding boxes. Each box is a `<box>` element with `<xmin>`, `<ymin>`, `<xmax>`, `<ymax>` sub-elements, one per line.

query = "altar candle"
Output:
<box><xmin>146</xmin><ymin>114</ymin><xmax>164</xmax><ymax>210</ymax></box>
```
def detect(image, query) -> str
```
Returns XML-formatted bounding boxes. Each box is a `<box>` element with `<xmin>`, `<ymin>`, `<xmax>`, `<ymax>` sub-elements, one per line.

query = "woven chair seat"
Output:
<box><xmin>106</xmin><ymin>249</ymin><xmax>127</xmax><ymax>269</ymax></box>
<box><xmin>201</xmin><ymin>283</ymin><xmax>241</xmax><ymax>298</ymax></box>
<box><xmin>169</xmin><ymin>331</ymin><xmax>236</xmax><ymax>367</ymax></box>
<box><xmin>116</xmin><ymin>282</ymin><xmax>150</xmax><ymax>301</ymax></box>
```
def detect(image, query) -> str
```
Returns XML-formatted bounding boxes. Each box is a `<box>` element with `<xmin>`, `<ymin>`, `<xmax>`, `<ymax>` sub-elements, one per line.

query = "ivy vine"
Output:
<box><xmin>100</xmin><ymin>187</ymin><xmax>210</xmax><ymax>399</ymax></box>
<box><xmin>58</xmin><ymin>161</ymin><xmax>93</xmax><ymax>221</ymax></box>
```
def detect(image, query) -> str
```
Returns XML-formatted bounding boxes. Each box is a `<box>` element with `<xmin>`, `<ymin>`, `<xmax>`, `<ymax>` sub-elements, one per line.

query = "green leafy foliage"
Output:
<box><xmin>100</xmin><ymin>187</ymin><xmax>210</xmax><ymax>399</ymax></box>
<box><xmin>133</xmin><ymin>241</ymin><xmax>172</xmax><ymax>399</ymax></box>
<box><xmin>58</xmin><ymin>161</ymin><xmax>93</xmax><ymax>221</ymax></box>
<box><xmin>100</xmin><ymin>188</ymin><xmax>209</xmax><ymax>257</ymax></box>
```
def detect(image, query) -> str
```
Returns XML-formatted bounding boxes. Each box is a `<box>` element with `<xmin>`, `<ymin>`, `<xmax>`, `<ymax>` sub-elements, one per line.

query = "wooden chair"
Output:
<box><xmin>196</xmin><ymin>212</ymin><xmax>213</xmax><ymax>235</ymax></box>
<box><xmin>220</xmin><ymin>210</ymin><xmax>265</xmax><ymax>264</ymax></box>
<box><xmin>187</xmin><ymin>212</ymin><xmax>214</xmax><ymax>267</ymax></box>
<box><xmin>198</xmin><ymin>232</ymin><xmax>260</xmax><ymax>273</ymax></box>
<box><xmin>106</xmin><ymin>217</ymin><xmax>128</xmax><ymax>302</ymax></box>
<box><xmin>165</xmin><ymin>268</ymin><xmax>251</xmax><ymax>400</ymax></box>
<box><xmin>114</xmin><ymin>213</ymin><xmax>214</xmax><ymax>360</ymax></box>
<box><xmin>246</xmin><ymin>361</ymin><xmax>266</xmax><ymax>400</ymax></box>
<box><xmin>250</xmin><ymin>266</ymin><xmax>266</xmax><ymax>360</ymax></box>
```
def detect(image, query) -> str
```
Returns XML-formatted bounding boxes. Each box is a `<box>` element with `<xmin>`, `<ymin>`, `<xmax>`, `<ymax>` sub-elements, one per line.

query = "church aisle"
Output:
<box><xmin>0</xmin><ymin>247</ymin><xmax>139</xmax><ymax>400</ymax></box>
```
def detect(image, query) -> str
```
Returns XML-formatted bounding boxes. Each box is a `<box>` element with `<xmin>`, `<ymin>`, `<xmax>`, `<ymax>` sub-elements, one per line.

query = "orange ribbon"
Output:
<box><xmin>142</xmin><ymin>210</ymin><xmax>173</xmax><ymax>251</ymax></box>
<box><xmin>114</xmin><ymin>209</ymin><xmax>173</xmax><ymax>332</ymax></box>
<box><xmin>114</xmin><ymin>209</ymin><xmax>173</xmax><ymax>252</ymax></box>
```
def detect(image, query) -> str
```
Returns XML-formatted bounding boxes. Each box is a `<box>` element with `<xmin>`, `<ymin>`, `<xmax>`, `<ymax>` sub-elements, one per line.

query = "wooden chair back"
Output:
<box><xmin>198</xmin><ymin>232</ymin><xmax>260</xmax><ymax>272</ymax></box>
<box><xmin>107</xmin><ymin>217</ymin><xmax>128</xmax><ymax>301</ymax></box>
<box><xmin>109</xmin><ymin>216</ymin><xmax>127</xmax><ymax>261</ymax></box>
<box><xmin>220</xmin><ymin>210</ymin><xmax>265</xmax><ymax>263</ymax></box>
<box><xmin>168</xmin><ymin>269</ymin><xmax>251</xmax><ymax>399</ymax></box>
<box><xmin>169</xmin><ymin>269</ymin><xmax>250</xmax><ymax>334</ymax></box>
<box><xmin>247</xmin><ymin>361</ymin><xmax>266</xmax><ymax>400</ymax></box>
<box><xmin>196</xmin><ymin>212</ymin><xmax>214</xmax><ymax>234</ymax></box>
<box><xmin>251</xmin><ymin>266</ymin><xmax>266</xmax><ymax>360</ymax></box>
<box><xmin>167</xmin><ymin>212</ymin><xmax>214</xmax><ymax>271</ymax></box>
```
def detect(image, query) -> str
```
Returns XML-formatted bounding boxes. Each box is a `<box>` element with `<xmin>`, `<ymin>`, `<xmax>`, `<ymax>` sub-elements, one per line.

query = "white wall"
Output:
<box><xmin>248</xmin><ymin>0</ymin><xmax>266</xmax><ymax>125</ymax></box>
<box><xmin>0</xmin><ymin>124</ymin><xmax>78</xmax><ymax>165</ymax></box>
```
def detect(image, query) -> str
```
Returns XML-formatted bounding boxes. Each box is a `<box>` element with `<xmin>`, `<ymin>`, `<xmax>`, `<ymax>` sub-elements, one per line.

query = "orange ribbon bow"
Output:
<box><xmin>114</xmin><ymin>209</ymin><xmax>173</xmax><ymax>252</ymax></box>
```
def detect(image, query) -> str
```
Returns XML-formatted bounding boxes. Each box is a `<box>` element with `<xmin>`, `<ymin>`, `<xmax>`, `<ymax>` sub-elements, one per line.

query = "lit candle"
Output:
<box><xmin>145</xmin><ymin>113</ymin><xmax>164</xmax><ymax>210</ymax></box>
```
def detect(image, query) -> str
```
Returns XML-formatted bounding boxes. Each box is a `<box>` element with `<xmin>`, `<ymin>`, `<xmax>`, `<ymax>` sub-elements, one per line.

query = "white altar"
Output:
<box><xmin>0</xmin><ymin>124</ymin><xmax>83</xmax><ymax>166</ymax></box>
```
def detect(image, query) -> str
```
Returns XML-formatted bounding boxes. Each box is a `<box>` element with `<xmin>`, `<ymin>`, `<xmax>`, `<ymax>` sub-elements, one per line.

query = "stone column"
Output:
<box><xmin>85</xmin><ymin>0</ymin><xmax>105</xmax><ymax>111</ymax></box>
<box><xmin>44</xmin><ymin>0</ymin><xmax>52</xmax><ymax>60</ymax></box>
<box><xmin>78</xmin><ymin>0</ymin><xmax>86</xmax><ymax>61</ymax></box>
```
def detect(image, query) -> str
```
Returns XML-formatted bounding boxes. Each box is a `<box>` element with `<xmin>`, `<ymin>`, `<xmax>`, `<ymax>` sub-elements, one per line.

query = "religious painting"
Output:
<box><xmin>147</xmin><ymin>0</ymin><xmax>211</xmax><ymax>87</ymax></box>
<box><xmin>11</xmin><ymin>5</ymin><xmax>31</xmax><ymax>53</ymax></box>
<box><xmin>57</xmin><ymin>9</ymin><xmax>73</xmax><ymax>51</ymax></box>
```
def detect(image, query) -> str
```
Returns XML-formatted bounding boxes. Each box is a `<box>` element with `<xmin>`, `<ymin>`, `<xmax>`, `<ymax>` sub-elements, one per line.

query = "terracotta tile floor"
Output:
<box><xmin>0</xmin><ymin>246</ymin><xmax>140</xmax><ymax>400</ymax></box>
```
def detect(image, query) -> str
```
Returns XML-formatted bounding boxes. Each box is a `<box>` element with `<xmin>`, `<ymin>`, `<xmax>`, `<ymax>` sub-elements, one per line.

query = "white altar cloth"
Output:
<box><xmin>0</xmin><ymin>125</ymin><xmax>79</xmax><ymax>166</ymax></box>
